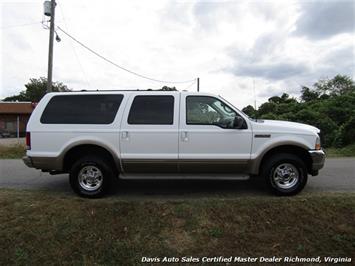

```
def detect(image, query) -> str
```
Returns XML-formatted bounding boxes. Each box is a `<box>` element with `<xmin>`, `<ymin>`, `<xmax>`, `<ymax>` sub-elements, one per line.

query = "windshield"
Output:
<box><xmin>218</xmin><ymin>95</ymin><xmax>251</xmax><ymax>120</ymax></box>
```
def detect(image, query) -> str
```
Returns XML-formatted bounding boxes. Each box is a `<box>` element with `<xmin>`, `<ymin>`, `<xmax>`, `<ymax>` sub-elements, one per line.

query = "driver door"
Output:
<box><xmin>178</xmin><ymin>94</ymin><xmax>252</xmax><ymax>173</ymax></box>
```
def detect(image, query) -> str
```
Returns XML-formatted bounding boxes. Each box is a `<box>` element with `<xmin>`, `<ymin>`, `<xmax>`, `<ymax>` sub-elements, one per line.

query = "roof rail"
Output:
<box><xmin>76</xmin><ymin>89</ymin><xmax>179</xmax><ymax>92</ymax></box>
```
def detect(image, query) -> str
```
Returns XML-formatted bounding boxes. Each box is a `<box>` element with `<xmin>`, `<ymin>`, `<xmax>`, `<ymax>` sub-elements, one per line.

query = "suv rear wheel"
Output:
<box><xmin>69</xmin><ymin>156</ymin><xmax>114</xmax><ymax>198</ymax></box>
<box><xmin>262</xmin><ymin>153</ymin><xmax>308</xmax><ymax>196</ymax></box>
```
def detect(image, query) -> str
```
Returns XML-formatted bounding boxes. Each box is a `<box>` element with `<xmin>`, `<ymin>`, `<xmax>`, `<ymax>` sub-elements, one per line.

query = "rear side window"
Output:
<box><xmin>41</xmin><ymin>94</ymin><xmax>123</xmax><ymax>124</ymax></box>
<box><xmin>128</xmin><ymin>95</ymin><xmax>174</xmax><ymax>125</ymax></box>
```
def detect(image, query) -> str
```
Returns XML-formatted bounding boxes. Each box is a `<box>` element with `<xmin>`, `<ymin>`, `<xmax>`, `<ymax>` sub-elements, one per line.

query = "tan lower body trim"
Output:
<box><xmin>121</xmin><ymin>159</ymin><xmax>249</xmax><ymax>174</ymax></box>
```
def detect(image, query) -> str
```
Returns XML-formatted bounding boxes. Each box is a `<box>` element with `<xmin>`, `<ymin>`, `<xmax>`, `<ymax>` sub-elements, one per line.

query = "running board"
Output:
<box><xmin>119</xmin><ymin>174</ymin><xmax>250</xmax><ymax>180</ymax></box>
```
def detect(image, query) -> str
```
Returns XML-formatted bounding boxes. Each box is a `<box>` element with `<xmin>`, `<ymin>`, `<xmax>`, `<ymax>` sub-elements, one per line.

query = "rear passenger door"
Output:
<box><xmin>119</xmin><ymin>93</ymin><xmax>179</xmax><ymax>173</ymax></box>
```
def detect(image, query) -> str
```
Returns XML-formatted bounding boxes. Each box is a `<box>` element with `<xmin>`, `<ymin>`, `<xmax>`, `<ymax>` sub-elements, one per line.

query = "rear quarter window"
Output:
<box><xmin>128</xmin><ymin>95</ymin><xmax>174</xmax><ymax>125</ymax></box>
<box><xmin>40</xmin><ymin>94</ymin><xmax>123</xmax><ymax>124</ymax></box>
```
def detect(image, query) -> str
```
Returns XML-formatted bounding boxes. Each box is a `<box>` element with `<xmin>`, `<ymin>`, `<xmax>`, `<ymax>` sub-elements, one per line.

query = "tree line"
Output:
<box><xmin>2</xmin><ymin>78</ymin><xmax>177</xmax><ymax>103</ymax></box>
<box><xmin>242</xmin><ymin>75</ymin><xmax>355</xmax><ymax>148</ymax></box>
<box><xmin>3</xmin><ymin>75</ymin><xmax>354</xmax><ymax>148</ymax></box>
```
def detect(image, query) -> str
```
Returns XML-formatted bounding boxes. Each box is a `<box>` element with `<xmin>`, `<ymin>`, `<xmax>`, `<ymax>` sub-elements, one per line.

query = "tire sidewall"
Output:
<box><xmin>70</xmin><ymin>157</ymin><xmax>113</xmax><ymax>198</ymax></box>
<box><xmin>264</xmin><ymin>154</ymin><xmax>308</xmax><ymax>196</ymax></box>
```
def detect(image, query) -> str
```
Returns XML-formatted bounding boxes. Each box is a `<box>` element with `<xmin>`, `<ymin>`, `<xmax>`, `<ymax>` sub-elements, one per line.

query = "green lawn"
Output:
<box><xmin>325</xmin><ymin>143</ymin><xmax>355</xmax><ymax>157</ymax></box>
<box><xmin>0</xmin><ymin>189</ymin><xmax>354</xmax><ymax>265</ymax></box>
<box><xmin>0</xmin><ymin>144</ymin><xmax>26</xmax><ymax>159</ymax></box>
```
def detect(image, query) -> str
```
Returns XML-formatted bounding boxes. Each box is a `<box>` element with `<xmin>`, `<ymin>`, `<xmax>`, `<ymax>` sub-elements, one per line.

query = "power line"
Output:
<box><xmin>57</xmin><ymin>3</ymin><xmax>91</xmax><ymax>90</ymax></box>
<box><xmin>183</xmin><ymin>79</ymin><xmax>197</xmax><ymax>90</ymax></box>
<box><xmin>56</xmin><ymin>26</ymin><xmax>196</xmax><ymax>84</ymax></box>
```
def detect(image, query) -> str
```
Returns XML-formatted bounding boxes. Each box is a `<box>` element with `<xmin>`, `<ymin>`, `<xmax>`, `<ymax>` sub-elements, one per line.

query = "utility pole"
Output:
<box><xmin>46</xmin><ymin>0</ymin><xmax>56</xmax><ymax>93</ymax></box>
<box><xmin>197</xmin><ymin>77</ymin><xmax>200</xmax><ymax>92</ymax></box>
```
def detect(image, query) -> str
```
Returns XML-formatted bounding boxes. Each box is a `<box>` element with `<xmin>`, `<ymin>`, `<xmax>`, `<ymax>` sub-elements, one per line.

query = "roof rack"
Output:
<box><xmin>76</xmin><ymin>89</ymin><xmax>179</xmax><ymax>92</ymax></box>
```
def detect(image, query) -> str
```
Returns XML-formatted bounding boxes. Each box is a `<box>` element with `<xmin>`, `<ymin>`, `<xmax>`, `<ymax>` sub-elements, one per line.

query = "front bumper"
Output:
<box><xmin>308</xmin><ymin>149</ymin><xmax>326</xmax><ymax>175</ymax></box>
<box><xmin>22</xmin><ymin>156</ymin><xmax>34</xmax><ymax>168</ymax></box>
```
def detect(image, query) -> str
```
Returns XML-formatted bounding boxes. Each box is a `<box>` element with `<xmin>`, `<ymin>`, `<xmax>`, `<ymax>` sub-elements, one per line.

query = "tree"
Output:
<box><xmin>245</xmin><ymin>75</ymin><xmax>355</xmax><ymax>148</ymax></box>
<box><xmin>340</xmin><ymin>115</ymin><xmax>355</xmax><ymax>146</ymax></box>
<box><xmin>242</xmin><ymin>105</ymin><xmax>256</xmax><ymax>117</ymax></box>
<box><xmin>300</xmin><ymin>86</ymin><xmax>319</xmax><ymax>102</ymax></box>
<box><xmin>258</xmin><ymin>101</ymin><xmax>277</xmax><ymax>115</ymax></box>
<box><xmin>3</xmin><ymin>77</ymin><xmax>71</xmax><ymax>102</ymax></box>
<box><xmin>268</xmin><ymin>96</ymin><xmax>283</xmax><ymax>104</ymax></box>
<box><xmin>147</xmin><ymin>86</ymin><xmax>177</xmax><ymax>91</ymax></box>
<box><xmin>160</xmin><ymin>86</ymin><xmax>177</xmax><ymax>91</ymax></box>
<box><xmin>268</xmin><ymin>93</ymin><xmax>297</xmax><ymax>104</ymax></box>
<box><xmin>313</xmin><ymin>75</ymin><xmax>355</xmax><ymax>96</ymax></box>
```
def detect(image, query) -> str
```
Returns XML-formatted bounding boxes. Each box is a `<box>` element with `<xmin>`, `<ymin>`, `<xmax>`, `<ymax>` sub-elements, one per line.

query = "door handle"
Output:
<box><xmin>121</xmin><ymin>131</ymin><xmax>129</xmax><ymax>140</ymax></box>
<box><xmin>181</xmin><ymin>131</ymin><xmax>188</xmax><ymax>142</ymax></box>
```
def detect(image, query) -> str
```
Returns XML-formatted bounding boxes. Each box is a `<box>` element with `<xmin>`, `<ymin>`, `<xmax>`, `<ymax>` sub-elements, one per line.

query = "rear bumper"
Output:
<box><xmin>22</xmin><ymin>156</ymin><xmax>34</xmax><ymax>168</ymax></box>
<box><xmin>308</xmin><ymin>149</ymin><xmax>326</xmax><ymax>175</ymax></box>
<box><xmin>22</xmin><ymin>155</ymin><xmax>63</xmax><ymax>171</ymax></box>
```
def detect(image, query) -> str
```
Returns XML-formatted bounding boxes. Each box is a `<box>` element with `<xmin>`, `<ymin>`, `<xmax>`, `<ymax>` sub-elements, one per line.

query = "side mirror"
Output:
<box><xmin>233</xmin><ymin>116</ymin><xmax>244</xmax><ymax>129</ymax></box>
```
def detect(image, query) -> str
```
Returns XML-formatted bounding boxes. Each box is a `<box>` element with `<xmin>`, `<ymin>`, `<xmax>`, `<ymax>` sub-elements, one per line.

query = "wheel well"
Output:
<box><xmin>63</xmin><ymin>144</ymin><xmax>117</xmax><ymax>173</ymax></box>
<box><xmin>259</xmin><ymin>145</ymin><xmax>312</xmax><ymax>174</ymax></box>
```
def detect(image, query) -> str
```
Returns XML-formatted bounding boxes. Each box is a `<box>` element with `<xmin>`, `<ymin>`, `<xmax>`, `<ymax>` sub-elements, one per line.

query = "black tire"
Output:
<box><xmin>69</xmin><ymin>156</ymin><xmax>114</xmax><ymax>198</ymax></box>
<box><xmin>261</xmin><ymin>153</ymin><xmax>308</xmax><ymax>196</ymax></box>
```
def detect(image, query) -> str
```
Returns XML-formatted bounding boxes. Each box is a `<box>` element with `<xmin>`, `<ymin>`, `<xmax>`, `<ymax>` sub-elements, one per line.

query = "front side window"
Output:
<box><xmin>41</xmin><ymin>94</ymin><xmax>123</xmax><ymax>124</ymax></box>
<box><xmin>128</xmin><ymin>95</ymin><xmax>174</xmax><ymax>125</ymax></box>
<box><xmin>186</xmin><ymin>96</ymin><xmax>244</xmax><ymax>129</ymax></box>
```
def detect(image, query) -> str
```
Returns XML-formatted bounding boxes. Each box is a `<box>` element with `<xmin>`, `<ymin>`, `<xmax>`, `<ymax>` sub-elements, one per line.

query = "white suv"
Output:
<box><xmin>23</xmin><ymin>91</ymin><xmax>325</xmax><ymax>197</ymax></box>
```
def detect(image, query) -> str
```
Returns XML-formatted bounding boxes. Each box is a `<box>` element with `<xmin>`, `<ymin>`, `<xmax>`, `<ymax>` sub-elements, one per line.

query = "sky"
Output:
<box><xmin>0</xmin><ymin>0</ymin><xmax>354</xmax><ymax>109</ymax></box>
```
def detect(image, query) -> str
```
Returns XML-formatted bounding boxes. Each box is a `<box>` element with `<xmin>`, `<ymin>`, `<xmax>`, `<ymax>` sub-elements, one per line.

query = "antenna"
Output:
<box><xmin>253</xmin><ymin>79</ymin><xmax>257</xmax><ymax>121</ymax></box>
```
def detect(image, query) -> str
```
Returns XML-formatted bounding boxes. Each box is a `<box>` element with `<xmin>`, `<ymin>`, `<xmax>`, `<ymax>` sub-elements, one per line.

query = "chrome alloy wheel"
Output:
<box><xmin>78</xmin><ymin>166</ymin><xmax>103</xmax><ymax>191</ymax></box>
<box><xmin>272</xmin><ymin>163</ymin><xmax>299</xmax><ymax>189</ymax></box>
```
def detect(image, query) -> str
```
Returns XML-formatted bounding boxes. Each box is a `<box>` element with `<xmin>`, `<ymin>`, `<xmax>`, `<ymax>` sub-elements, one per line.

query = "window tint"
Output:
<box><xmin>186</xmin><ymin>96</ymin><xmax>241</xmax><ymax>128</ymax></box>
<box><xmin>128</xmin><ymin>95</ymin><xmax>174</xmax><ymax>125</ymax></box>
<box><xmin>41</xmin><ymin>94</ymin><xmax>123</xmax><ymax>124</ymax></box>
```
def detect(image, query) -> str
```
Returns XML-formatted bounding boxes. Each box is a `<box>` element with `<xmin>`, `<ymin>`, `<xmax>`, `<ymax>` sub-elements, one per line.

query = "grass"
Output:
<box><xmin>0</xmin><ymin>189</ymin><xmax>354</xmax><ymax>265</ymax></box>
<box><xmin>0</xmin><ymin>144</ymin><xmax>26</xmax><ymax>159</ymax></box>
<box><xmin>325</xmin><ymin>143</ymin><xmax>355</xmax><ymax>157</ymax></box>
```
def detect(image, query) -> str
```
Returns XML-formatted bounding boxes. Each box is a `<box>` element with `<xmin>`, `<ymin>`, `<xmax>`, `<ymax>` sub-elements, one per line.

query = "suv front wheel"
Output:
<box><xmin>69</xmin><ymin>156</ymin><xmax>114</xmax><ymax>198</ymax></box>
<box><xmin>262</xmin><ymin>153</ymin><xmax>308</xmax><ymax>196</ymax></box>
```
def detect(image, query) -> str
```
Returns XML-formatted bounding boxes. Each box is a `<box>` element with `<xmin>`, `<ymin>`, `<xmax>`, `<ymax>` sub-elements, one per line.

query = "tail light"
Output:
<box><xmin>26</xmin><ymin>132</ymin><xmax>31</xmax><ymax>150</ymax></box>
<box><xmin>315</xmin><ymin>135</ymin><xmax>321</xmax><ymax>150</ymax></box>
